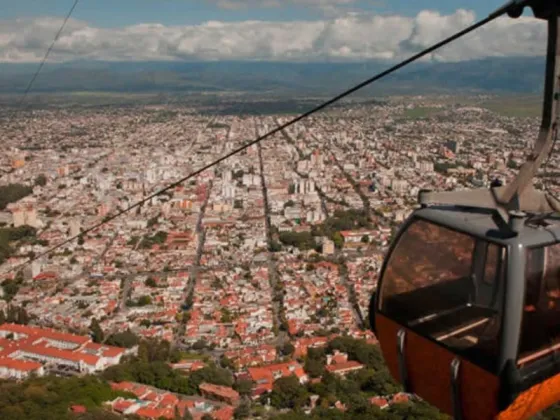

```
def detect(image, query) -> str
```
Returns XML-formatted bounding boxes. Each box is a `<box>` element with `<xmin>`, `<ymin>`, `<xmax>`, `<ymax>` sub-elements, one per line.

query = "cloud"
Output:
<box><xmin>0</xmin><ymin>10</ymin><xmax>547</xmax><ymax>63</ymax></box>
<box><xmin>210</xmin><ymin>0</ymin><xmax>359</xmax><ymax>10</ymax></box>
<box><xmin>209</xmin><ymin>0</ymin><xmax>386</xmax><ymax>19</ymax></box>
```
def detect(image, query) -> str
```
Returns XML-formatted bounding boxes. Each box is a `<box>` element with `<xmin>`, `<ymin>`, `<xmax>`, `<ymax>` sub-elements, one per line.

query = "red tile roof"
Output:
<box><xmin>0</xmin><ymin>357</ymin><xmax>42</xmax><ymax>371</ymax></box>
<box><xmin>391</xmin><ymin>393</ymin><xmax>410</xmax><ymax>404</ymax></box>
<box><xmin>248</xmin><ymin>361</ymin><xmax>306</xmax><ymax>392</ymax></box>
<box><xmin>199</xmin><ymin>383</ymin><xmax>239</xmax><ymax>401</ymax></box>
<box><xmin>135</xmin><ymin>406</ymin><xmax>171</xmax><ymax>419</ymax></box>
<box><xmin>83</xmin><ymin>342</ymin><xmax>125</xmax><ymax>358</ymax></box>
<box><xmin>369</xmin><ymin>396</ymin><xmax>389</xmax><ymax>408</ymax></box>
<box><xmin>325</xmin><ymin>361</ymin><xmax>364</xmax><ymax>374</ymax></box>
<box><xmin>0</xmin><ymin>323</ymin><xmax>90</xmax><ymax>346</ymax></box>
<box><xmin>212</xmin><ymin>405</ymin><xmax>235</xmax><ymax>420</ymax></box>
<box><xmin>112</xmin><ymin>399</ymin><xmax>134</xmax><ymax>413</ymax></box>
<box><xmin>70</xmin><ymin>405</ymin><xmax>87</xmax><ymax>413</ymax></box>
<box><xmin>19</xmin><ymin>344</ymin><xmax>101</xmax><ymax>366</ymax></box>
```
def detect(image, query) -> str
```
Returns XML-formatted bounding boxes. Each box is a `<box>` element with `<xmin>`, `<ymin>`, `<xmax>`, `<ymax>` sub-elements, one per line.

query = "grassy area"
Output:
<box><xmin>403</xmin><ymin>106</ymin><xmax>442</xmax><ymax>119</ymax></box>
<box><xmin>481</xmin><ymin>95</ymin><xmax>541</xmax><ymax>118</ymax></box>
<box><xmin>176</xmin><ymin>351</ymin><xmax>208</xmax><ymax>361</ymax></box>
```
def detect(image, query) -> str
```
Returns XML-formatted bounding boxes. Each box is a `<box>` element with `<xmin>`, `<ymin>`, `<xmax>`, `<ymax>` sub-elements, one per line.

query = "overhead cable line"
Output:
<box><xmin>5</xmin><ymin>0</ymin><xmax>526</xmax><ymax>275</ymax></box>
<box><xmin>11</xmin><ymin>0</ymin><xmax>80</xmax><ymax>116</ymax></box>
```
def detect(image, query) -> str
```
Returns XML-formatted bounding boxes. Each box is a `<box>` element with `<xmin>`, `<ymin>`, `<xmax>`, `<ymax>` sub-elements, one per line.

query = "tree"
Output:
<box><xmin>0</xmin><ymin>374</ymin><xmax>132</xmax><ymax>420</ymax></box>
<box><xmin>90</xmin><ymin>318</ymin><xmax>104</xmax><ymax>343</ymax></box>
<box><xmin>358</xmin><ymin>368</ymin><xmax>399</xmax><ymax>395</ymax></box>
<box><xmin>278</xmin><ymin>231</ymin><xmax>315</xmax><ymax>250</ymax></box>
<box><xmin>269</xmin><ymin>375</ymin><xmax>308</xmax><ymax>410</ymax></box>
<box><xmin>332</xmin><ymin>232</ymin><xmax>344</xmax><ymax>249</ymax></box>
<box><xmin>182</xmin><ymin>311</ymin><xmax>192</xmax><ymax>324</ymax></box>
<box><xmin>5</xmin><ymin>305</ymin><xmax>16</xmax><ymax>323</ymax></box>
<box><xmin>190</xmin><ymin>365</ymin><xmax>233</xmax><ymax>388</ymax></box>
<box><xmin>279</xmin><ymin>342</ymin><xmax>295</xmax><ymax>357</ymax></box>
<box><xmin>78</xmin><ymin>235</ymin><xmax>85</xmax><ymax>246</ymax></box>
<box><xmin>360</xmin><ymin>235</ymin><xmax>369</xmax><ymax>243</ymax></box>
<box><xmin>388</xmin><ymin>399</ymin><xmax>448</xmax><ymax>419</ymax></box>
<box><xmin>542</xmin><ymin>404</ymin><xmax>560</xmax><ymax>419</ymax></box>
<box><xmin>34</xmin><ymin>174</ymin><xmax>47</xmax><ymax>187</ymax></box>
<box><xmin>138</xmin><ymin>295</ymin><xmax>152</xmax><ymax>306</ymax></box>
<box><xmin>269</xmin><ymin>241</ymin><xmax>282</xmax><ymax>252</ymax></box>
<box><xmin>16</xmin><ymin>306</ymin><xmax>29</xmax><ymax>325</ymax></box>
<box><xmin>234</xmin><ymin>401</ymin><xmax>251</xmax><ymax>419</ymax></box>
<box><xmin>0</xmin><ymin>184</ymin><xmax>33</xmax><ymax>211</ymax></box>
<box><xmin>220</xmin><ymin>308</ymin><xmax>233</xmax><ymax>323</ymax></box>
<box><xmin>105</xmin><ymin>330</ymin><xmax>138</xmax><ymax>348</ymax></box>
<box><xmin>327</xmin><ymin>337</ymin><xmax>386</xmax><ymax>372</ymax></box>
<box><xmin>507</xmin><ymin>159</ymin><xmax>518</xmax><ymax>169</ymax></box>
<box><xmin>220</xmin><ymin>356</ymin><xmax>234</xmax><ymax>370</ymax></box>
<box><xmin>182</xmin><ymin>409</ymin><xmax>194</xmax><ymax>420</ymax></box>
<box><xmin>145</xmin><ymin>277</ymin><xmax>157</xmax><ymax>288</ymax></box>
<box><xmin>304</xmin><ymin>357</ymin><xmax>324</xmax><ymax>378</ymax></box>
<box><xmin>147</xmin><ymin>215</ymin><xmax>159</xmax><ymax>228</ymax></box>
<box><xmin>140</xmin><ymin>339</ymin><xmax>171</xmax><ymax>363</ymax></box>
<box><xmin>234</xmin><ymin>379</ymin><xmax>254</xmax><ymax>397</ymax></box>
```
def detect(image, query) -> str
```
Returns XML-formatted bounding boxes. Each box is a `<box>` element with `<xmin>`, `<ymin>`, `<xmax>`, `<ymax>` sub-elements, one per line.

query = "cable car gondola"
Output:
<box><xmin>369</xmin><ymin>1</ymin><xmax>560</xmax><ymax>419</ymax></box>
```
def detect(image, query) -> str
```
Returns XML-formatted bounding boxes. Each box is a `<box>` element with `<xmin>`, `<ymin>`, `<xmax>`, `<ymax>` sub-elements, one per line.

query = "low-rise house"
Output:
<box><xmin>199</xmin><ymin>382</ymin><xmax>240</xmax><ymax>406</ymax></box>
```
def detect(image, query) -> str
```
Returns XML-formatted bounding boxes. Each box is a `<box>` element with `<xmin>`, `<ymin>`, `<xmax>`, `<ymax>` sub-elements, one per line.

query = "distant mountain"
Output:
<box><xmin>0</xmin><ymin>56</ymin><xmax>546</xmax><ymax>95</ymax></box>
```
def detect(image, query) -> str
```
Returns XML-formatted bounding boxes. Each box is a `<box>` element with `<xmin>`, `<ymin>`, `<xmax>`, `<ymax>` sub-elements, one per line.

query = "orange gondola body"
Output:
<box><xmin>371</xmin><ymin>212</ymin><xmax>560</xmax><ymax>420</ymax></box>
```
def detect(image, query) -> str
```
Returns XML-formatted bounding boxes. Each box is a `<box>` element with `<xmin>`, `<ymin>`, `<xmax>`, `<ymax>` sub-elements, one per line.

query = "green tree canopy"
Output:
<box><xmin>268</xmin><ymin>376</ymin><xmax>309</xmax><ymax>410</ymax></box>
<box><xmin>34</xmin><ymin>174</ymin><xmax>47</xmax><ymax>187</ymax></box>
<box><xmin>105</xmin><ymin>330</ymin><xmax>139</xmax><ymax>348</ymax></box>
<box><xmin>234</xmin><ymin>379</ymin><xmax>254</xmax><ymax>397</ymax></box>
<box><xmin>0</xmin><ymin>375</ymin><xmax>130</xmax><ymax>420</ymax></box>
<box><xmin>89</xmin><ymin>318</ymin><xmax>104</xmax><ymax>344</ymax></box>
<box><xmin>304</xmin><ymin>358</ymin><xmax>325</xmax><ymax>378</ymax></box>
<box><xmin>190</xmin><ymin>365</ymin><xmax>233</xmax><ymax>389</ymax></box>
<box><xmin>233</xmin><ymin>401</ymin><xmax>251</xmax><ymax>419</ymax></box>
<box><xmin>0</xmin><ymin>184</ymin><xmax>33</xmax><ymax>211</ymax></box>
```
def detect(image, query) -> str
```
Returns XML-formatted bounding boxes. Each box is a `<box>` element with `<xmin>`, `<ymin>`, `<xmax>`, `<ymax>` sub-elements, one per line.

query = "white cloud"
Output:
<box><xmin>210</xmin><ymin>0</ymin><xmax>359</xmax><ymax>10</ymax></box>
<box><xmin>0</xmin><ymin>10</ymin><xmax>547</xmax><ymax>63</ymax></box>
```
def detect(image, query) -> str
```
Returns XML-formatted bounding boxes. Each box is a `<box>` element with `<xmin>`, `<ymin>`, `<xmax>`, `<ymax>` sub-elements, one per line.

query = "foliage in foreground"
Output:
<box><xmin>0</xmin><ymin>375</ymin><xmax>131</xmax><ymax>420</ymax></box>
<box><xmin>269</xmin><ymin>400</ymin><xmax>448</xmax><ymax>420</ymax></box>
<box><xmin>102</xmin><ymin>339</ymin><xmax>232</xmax><ymax>396</ymax></box>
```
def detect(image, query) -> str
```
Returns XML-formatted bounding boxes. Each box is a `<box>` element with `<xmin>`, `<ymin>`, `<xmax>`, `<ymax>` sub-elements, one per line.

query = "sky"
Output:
<box><xmin>0</xmin><ymin>0</ymin><xmax>547</xmax><ymax>63</ymax></box>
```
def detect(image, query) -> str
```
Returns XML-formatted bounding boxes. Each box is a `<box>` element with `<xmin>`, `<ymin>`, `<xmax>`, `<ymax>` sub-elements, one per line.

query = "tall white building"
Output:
<box><xmin>9</xmin><ymin>202</ymin><xmax>38</xmax><ymax>228</ymax></box>
<box><xmin>295</xmin><ymin>179</ymin><xmax>315</xmax><ymax>194</ymax></box>
<box><xmin>391</xmin><ymin>179</ymin><xmax>408</xmax><ymax>195</ymax></box>
<box><xmin>222</xmin><ymin>183</ymin><xmax>236</xmax><ymax>199</ymax></box>
<box><xmin>69</xmin><ymin>219</ymin><xmax>81</xmax><ymax>237</ymax></box>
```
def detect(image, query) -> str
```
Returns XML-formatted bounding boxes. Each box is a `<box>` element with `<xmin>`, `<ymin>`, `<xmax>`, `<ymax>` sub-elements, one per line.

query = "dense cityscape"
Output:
<box><xmin>0</xmin><ymin>94</ymin><xmax>557</xmax><ymax>420</ymax></box>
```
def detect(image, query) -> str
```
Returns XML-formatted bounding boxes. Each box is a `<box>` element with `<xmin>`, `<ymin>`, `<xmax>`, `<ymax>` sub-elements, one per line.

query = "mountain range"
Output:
<box><xmin>0</xmin><ymin>56</ymin><xmax>546</xmax><ymax>96</ymax></box>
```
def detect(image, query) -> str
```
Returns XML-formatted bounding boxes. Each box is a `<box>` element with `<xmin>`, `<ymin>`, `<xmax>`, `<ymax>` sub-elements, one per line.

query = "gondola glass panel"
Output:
<box><xmin>518</xmin><ymin>244</ymin><xmax>560</xmax><ymax>369</ymax></box>
<box><xmin>378</xmin><ymin>218</ymin><xmax>504</xmax><ymax>372</ymax></box>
